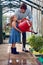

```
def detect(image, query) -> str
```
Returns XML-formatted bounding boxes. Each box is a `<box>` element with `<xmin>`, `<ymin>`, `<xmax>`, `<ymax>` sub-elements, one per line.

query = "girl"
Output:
<box><xmin>9</xmin><ymin>15</ymin><xmax>21</xmax><ymax>54</ymax></box>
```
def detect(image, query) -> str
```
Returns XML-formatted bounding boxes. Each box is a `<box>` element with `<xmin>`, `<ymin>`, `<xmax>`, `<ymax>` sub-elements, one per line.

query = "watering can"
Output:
<box><xmin>18</xmin><ymin>18</ymin><xmax>37</xmax><ymax>34</ymax></box>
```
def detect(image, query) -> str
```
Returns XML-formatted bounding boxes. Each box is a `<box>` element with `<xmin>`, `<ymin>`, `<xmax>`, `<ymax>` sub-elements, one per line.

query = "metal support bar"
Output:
<box><xmin>1</xmin><ymin>0</ymin><xmax>42</xmax><ymax>11</ymax></box>
<box><xmin>0</xmin><ymin>0</ymin><xmax>1</xmax><ymax>4</ymax></box>
<box><xmin>21</xmin><ymin>1</ymin><xmax>41</xmax><ymax>11</ymax></box>
<box><xmin>2</xmin><ymin>3</ymin><xmax>19</xmax><ymax>8</ymax></box>
<box><xmin>26</xmin><ymin>0</ymin><xmax>42</xmax><ymax>7</ymax></box>
<box><xmin>0</xmin><ymin>5</ymin><xmax>3</xmax><ymax>44</ymax></box>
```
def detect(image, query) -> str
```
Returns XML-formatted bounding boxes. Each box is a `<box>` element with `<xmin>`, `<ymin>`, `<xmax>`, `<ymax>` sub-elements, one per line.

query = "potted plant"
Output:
<box><xmin>28</xmin><ymin>35</ymin><xmax>43</xmax><ymax>52</ymax></box>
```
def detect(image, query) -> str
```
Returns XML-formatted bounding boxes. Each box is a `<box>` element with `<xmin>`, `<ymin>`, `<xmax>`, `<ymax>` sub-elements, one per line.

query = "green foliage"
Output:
<box><xmin>28</xmin><ymin>35</ymin><xmax>43</xmax><ymax>52</ymax></box>
<box><xmin>39</xmin><ymin>47</ymin><xmax>43</xmax><ymax>53</ymax></box>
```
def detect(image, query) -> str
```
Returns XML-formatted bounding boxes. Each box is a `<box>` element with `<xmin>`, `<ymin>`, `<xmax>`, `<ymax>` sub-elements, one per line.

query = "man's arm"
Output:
<box><xmin>27</xmin><ymin>9</ymin><xmax>34</xmax><ymax>32</ymax></box>
<box><xmin>27</xmin><ymin>9</ymin><xmax>33</xmax><ymax>22</ymax></box>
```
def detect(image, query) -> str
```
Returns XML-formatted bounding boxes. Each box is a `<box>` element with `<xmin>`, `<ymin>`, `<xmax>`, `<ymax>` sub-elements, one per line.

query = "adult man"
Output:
<box><xmin>15</xmin><ymin>3</ymin><xmax>32</xmax><ymax>52</ymax></box>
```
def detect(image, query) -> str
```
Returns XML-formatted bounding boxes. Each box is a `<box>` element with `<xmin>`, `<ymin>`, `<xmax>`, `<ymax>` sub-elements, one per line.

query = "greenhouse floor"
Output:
<box><xmin>0</xmin><ymin>42</ymin><xmax>41</xmax><ymax>65</ymax></box>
